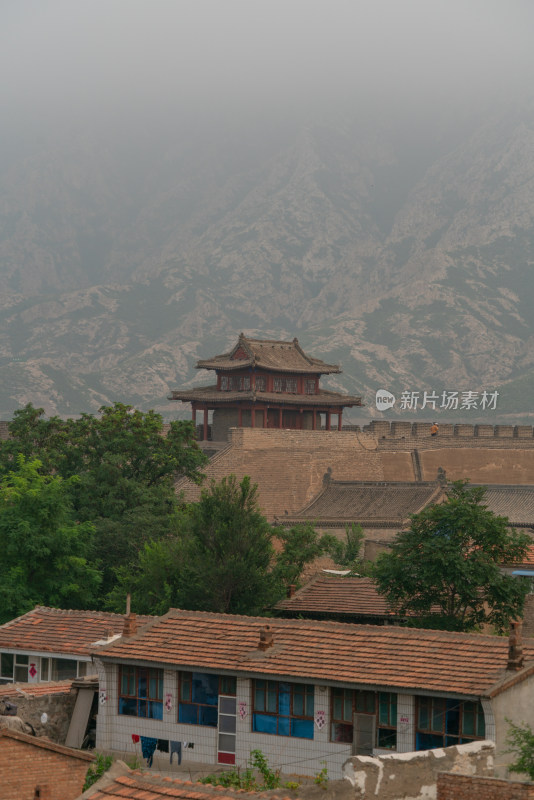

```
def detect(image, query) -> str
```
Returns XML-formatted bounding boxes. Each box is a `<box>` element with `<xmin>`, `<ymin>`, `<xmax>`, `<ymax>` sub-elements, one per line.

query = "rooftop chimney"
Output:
<box><xmin>287</xmin><ymin>584</ymin><xmax>296</xmax><ymax>598</ymax></box>
<box><xmin>507</xmin><ymin>619</ymin><xmax>524</xmax><ymax>671</ymax></box>
<box><xmin>123</xmin><ymin>594</ymin><xmax>137</xmax><ymax>637</ymax></box>
<box><xmin>258</xmin><ymin>625</ymin><xmax>274</xmax><ymax>651</ymax></box>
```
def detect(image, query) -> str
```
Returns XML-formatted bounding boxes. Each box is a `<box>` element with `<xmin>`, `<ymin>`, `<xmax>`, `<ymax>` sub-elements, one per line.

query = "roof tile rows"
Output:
<box><xmin>292</xmin><ymin>481</ymin><xmax>443</xmax><ymax>522</ymax></box>
<box><xmin>94</xmin><ymin>608</ymin><xmax>534</xmax><ymax>698</ymax></box>
<box><xmin>196</xmin><ymin>335</ymin><xmax>341</xmax><ymax>375</ymax></box>
<box><xmin>479</xmin><ymin>485</ymin><xmax>534</xmax><ymax>527</ymax></box>
<box><xmin>171</xmin><ymin>385</ymin><xmax>362</xmax><ymax>407</ymax></box>
<box><xmin>87</xmin><ymin>772</ymin><xmax>290</xmax><ymax>800</ymax></box>
<box><xmin>0</xmin><ymin>606</ymin><xmax>154</xmax><ymax>656</ymax></box>
<box><xmin>0</xmin><ymin>679</ymin><xmax>74</xmax><ymax>698</ymax></box>
<box><xmin>275</xmin><ymin>575</ymin><xmax>399</xmax><ymax>617</ymax></box>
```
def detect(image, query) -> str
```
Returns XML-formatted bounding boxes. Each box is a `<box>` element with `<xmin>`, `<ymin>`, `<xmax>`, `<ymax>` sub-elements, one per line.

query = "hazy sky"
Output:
<box><xmin>2</xmin><ymin>0</ymin><xmax>534</xmax><ymax>146</ymax></box>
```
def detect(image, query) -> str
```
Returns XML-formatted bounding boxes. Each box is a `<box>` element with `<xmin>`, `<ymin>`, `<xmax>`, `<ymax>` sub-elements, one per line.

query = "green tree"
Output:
<box><xmin>325</xmin><ymin>523</ymin><xmax>366</xmax><ymax>574</ymax></box>
<box><xmin>0</xmin><ymin>457</ymin><xmax>100</xmax><ymax>623</ymax></box>
<box><xmin>0</xmin><ymin>403</ymin><xmax>207</xmax><ymax>597</ymax></box>
<box><xmin>371</xmin><ymin>481</ymin><xmax>530</xmax><ymax>632</ymax></box>
<box><xmin>505</xmin><ymin>719</ymin><xmax>534</xmax><ymax>780</ymax></box>
<box><xmin>109</xmin><ymin>476</ymin><xmax>331</xmax><ymax>616</ymax></box>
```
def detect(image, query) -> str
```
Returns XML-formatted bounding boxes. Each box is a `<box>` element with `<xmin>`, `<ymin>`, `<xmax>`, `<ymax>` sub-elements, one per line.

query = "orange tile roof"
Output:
<box><xmin>94</xmin><ymin>608</ymin><xmax>534</xmax><ymax>698</ymax></box>
<box><xmin>87</xmin><ymin>772</ymin><xmax>285</xmax><ymax>800</ymax></box>
<box><xmin>0</xmin><ymin>679</ymin><xmax>73</xmax><ymax>698</ymax></box>
<box><xmin>0</xmin><ymin>606</ymin><xmax>154</xmax><ymax>656</ymax></box>
<box><xmin>275</xmin><ymin>575</ymin><xmax>401</xmax><ymax>617</ymax></box>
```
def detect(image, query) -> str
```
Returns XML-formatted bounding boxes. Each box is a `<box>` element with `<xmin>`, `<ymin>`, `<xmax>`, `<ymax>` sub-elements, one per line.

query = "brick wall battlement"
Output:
<box><xmin>368</xmin><ymin>420</ymin><xmax>534</xmax><ymax>443</ymax></box>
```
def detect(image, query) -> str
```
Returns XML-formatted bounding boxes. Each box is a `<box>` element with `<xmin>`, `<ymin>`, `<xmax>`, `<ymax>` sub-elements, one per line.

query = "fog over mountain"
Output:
<box><xmin>1</xmin><ymin>1</ymin><xmax>534</xmax><ymax>421</ymax></box>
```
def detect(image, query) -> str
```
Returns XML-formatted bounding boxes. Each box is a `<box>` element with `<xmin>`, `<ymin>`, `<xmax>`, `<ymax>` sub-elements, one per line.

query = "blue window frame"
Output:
<box><xmin>179</xmin><ymin>672</ymin><xmax>236</xmax><ymax>727</ymax></box>
<box><xmin>253</xmin><ymin>680</ymin><xmax>314</xmax><ymax>739</ymax></box>
<box><xmin>119</xmin><ymin>666</ymin><xmax>163</xmax><ymax>720</ymax></box>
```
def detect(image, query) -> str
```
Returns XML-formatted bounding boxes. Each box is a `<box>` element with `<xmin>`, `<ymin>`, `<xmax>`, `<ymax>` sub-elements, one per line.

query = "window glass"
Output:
<box><xmin>41</xmin><ymin>658</ymin><xmax>49</xmax><ymax>682</ymax></box>
<box><xmin>51</xmin><ymin>658</ymin><xmax>78</xmax><ymax>681</ymax></box>
<box><xmin>220</xmin><ymin>676</ymin><xmax>236</xmax><ymax>696</ymax></box>
<box><xmin>253</xmin><ymin>681</ymin><xmax>314</xmax><ymax>740</ymax></box>
<box><xmin>0</xmin><ymin>653</ymin><xmax>13</xmax><ymax>679</ymax></box>
<box><xmin>78</xmin><ymin>661</ymin><xmax>87</xmax><ymax>677</ymax></box>
<box><xmin>119</xmin><ymin>666</ymin><xmax>163</xmax><ymax>720</ymax></box>
<box><xmin>415</xmin><ymin>696</ymin><xmax>485</xmax><ymax>751</ymax></box>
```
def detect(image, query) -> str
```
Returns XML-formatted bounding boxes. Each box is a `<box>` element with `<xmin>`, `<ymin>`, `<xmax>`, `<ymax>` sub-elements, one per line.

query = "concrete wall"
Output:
<box><xmin>0</xmin><ymin>686</ymin><xmax>77</xmax><ymax>743</ymax></box>
<box><xmin>343</xmin><ymin>740</ymin><xmax>495</xmax><ymax>800</ymax></box>
<box><xmin>491</xmin><ymin>674</ymin><xmax>534</xmax><ymax>777</ymax></box>
<box><xmin>438</xmin><ymin>772</ymin><xmax>534</xmax><ymax>800</ymax></box>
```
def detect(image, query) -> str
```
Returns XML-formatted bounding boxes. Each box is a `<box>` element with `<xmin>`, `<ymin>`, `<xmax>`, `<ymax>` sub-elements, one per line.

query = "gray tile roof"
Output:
<box><xmin>292</xmin><ymin>480</ymin><xmax>444</xmax><ymax>523</ymax></box>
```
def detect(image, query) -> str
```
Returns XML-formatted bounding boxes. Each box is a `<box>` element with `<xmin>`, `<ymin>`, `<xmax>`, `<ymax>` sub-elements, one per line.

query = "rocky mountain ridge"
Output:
<box><xmin>1</xmin><ymin>105</ymin><xmax>533</xmax><ymax>421</ymax></box>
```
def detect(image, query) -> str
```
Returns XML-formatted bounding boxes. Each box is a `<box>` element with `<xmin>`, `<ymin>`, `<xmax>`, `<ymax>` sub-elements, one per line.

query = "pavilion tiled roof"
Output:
<box><xmin>476</xmin><ymin>485</ymin><xmax>534</xmax><ymax>527</ymax></box>
<box><xmin>274</xmin><ymin>575</ymin><xmax>400</xmax><ymax>617</ymax></box>
<box><xmin>0</xmin><ymin>606</ymin><xmax>154</xmax><ymax>656</ymax></box>
<box><xmin>170</xmin><ymin>385</ymin><xmax>362</xmax><ymax>407</ymax></box>
<box><xmin>196</xmin><ymin>334</ymin><xmax>341</xmax><ymax>374</ymax></box>
<box><xmin>290</xmin><ymin>480</ymin><xmax>444</xmax><ymax>524</ymax></box>
<box><xmin>93</xmin><ymin>608</ymin><xmax>534</xmax><ymax>698</ymax></box>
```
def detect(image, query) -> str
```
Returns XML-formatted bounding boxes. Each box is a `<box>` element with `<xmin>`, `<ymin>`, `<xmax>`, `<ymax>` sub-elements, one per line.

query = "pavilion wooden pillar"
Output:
<box><xmin>326</xmin><ymin>410</ymin><xmax>331</xmax><ymax>431</ymax></box>
<box><xmin>299</xmin><ymin>408</ymin><xmax>303</xmax><ymax>430</ymax></box>
<box><xmin>251</xmin><ymin>406</ymin><xmax>255</xmax><ymax>428</ymax></box>
<box><xmin>263</xmin><ymin>408</ymin><xmax>267</xmax><ymax>428</ymax></box>
<box><xmin>192</xmin><ymin>405</ymin><xmax>197</xmax><ymax>425</ymax></box>
<box><xmin>279</xmin><ymin>407</ymin><xmax>283</xmax><ymax>428</ymax></box>
<box><xmin>203</xmin><ymin>408</ymin><xmax>208</xmax><ymax>441</ymax></box>
<box><xmin>338</xmin><ymin>411</ymin><xmax>343</xmax><ymax>431</ymax></box>
<box><xmin>238</xmin><ymin>407</ymin><xmax>242</xmax><ymax>427</ymax></box>
<box><xmin>312</xmin><ymin>409</ymin><xmax>316</xmax><ymax>431</ymax></box>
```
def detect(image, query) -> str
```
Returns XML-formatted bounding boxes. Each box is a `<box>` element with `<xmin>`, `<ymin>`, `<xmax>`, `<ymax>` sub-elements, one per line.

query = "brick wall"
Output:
<box><xmin>176</xmin><ymin>428</ymin><xmax>384</xmax><ymax>518</ymax></box>
<box><xmin>0</xmin><ymin>731</ymin><xmax>93</xmax><ymax>800</ymax></box>
<box><xmin>437</xmin><ymin>772</ymin><xmax>534</xmax><ymax>800</ymax></box>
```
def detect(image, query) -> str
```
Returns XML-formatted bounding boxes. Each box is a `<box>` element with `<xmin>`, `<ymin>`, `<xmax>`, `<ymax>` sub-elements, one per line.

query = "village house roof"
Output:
<box><xmin>171</xmin><ymin>384</ymin><xmax>362</xmax><ymax>407</ymax></box>
<box><xmin>92</xmin><ymin>608</ymin><xmax>534</xmax><ymax>698</ymax></box>
<box><xmin>0</xmin><ymin>606</ymin><xmax>154</xmax><ymax>657</ymax></box>
<box><xmin>274</xmin><ymin>575</ymin><xmax>403</xmax><ymax>619</ymax></box>
<box><xmin>84</xmin><ymin>765</ymin><xmax>283</xmax><ymax>800</ymax></box>
<box><xmin>196</xmin><ymin>334</ymin><xmax>341</xmax><ymax>375</ymax></box>
<box><xmin>0</xmin><ymin>679</ymin><xmax>74</xmax><ymax>699</ymax></box>
<box><xmin>285</xmin><ymin>480</ymin><xmax>444</xmax><ymax>527</ymax></box>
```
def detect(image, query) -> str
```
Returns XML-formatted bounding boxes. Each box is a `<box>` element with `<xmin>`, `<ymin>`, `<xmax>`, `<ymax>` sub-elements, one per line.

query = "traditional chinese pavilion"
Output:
<box><xmin>170</xmin><ymin>333</ymin><xmax>362</xmax><ymax>440</ymax></box>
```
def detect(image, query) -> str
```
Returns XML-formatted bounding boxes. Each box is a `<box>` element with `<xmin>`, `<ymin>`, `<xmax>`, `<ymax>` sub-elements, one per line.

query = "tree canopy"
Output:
<box><xmin>0</xmin><ymin>403</ymin><xmax>207</xmax><ymax>596</ymax></box>
<box><xmin>108</xmin><ymin>475</ymin><xmax>332</xmax><ymax>616</ymax></box>
<box><xmin>0</xmin><ymin>456</ymin><xmax>100</xmax><ymax>623</ymax></box>
<box><xmin>371</xmin><ymin>481</ymin><xmax>530</xmax><ymax>632</ymax></box>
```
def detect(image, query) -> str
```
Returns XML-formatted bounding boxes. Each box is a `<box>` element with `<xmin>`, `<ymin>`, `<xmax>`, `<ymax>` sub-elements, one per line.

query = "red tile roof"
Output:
<box><xmin>274</xmin><ymin>575</ymin><xmax>402</xmax><ymax>617</ymax></box>
<box><xmin>0</xmin><ymin>606</ymin><xmax>154</xmax><ymax>656</ymax></box>
<box><xmin>94</xmin><ymin>608</ymin><xmax>534</xmax><ymax>698</ymax></box>
<box><xmin>87</xmin><ymin>771</ymin><xmax>284</xmax><ymax>800</ymax></box>
<box><xmin>0</xmin><ymin>680</ymin><xmax>73</xmax><ymax>698</ymax></box>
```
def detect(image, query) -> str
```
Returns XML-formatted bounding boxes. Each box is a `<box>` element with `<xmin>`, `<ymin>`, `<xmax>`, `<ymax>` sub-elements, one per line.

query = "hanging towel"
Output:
<box><xmin>157</xmin><ymin>738</ymin><xmax>169</xmax><ymax>753</ymax></box>
<box><xmin>170</xmin><ymin>740</ymin><xmax>182</xmax><ymax>765</ymax></box>
<box><xmin>131</xmin><ymin>734</ymin><xmax>140</xmax><ymax>744</ymax></box>
<box><xmin>140</xmin><ymin>735</ymin><xmax>158</xmax><ymax>767</ymax></box>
